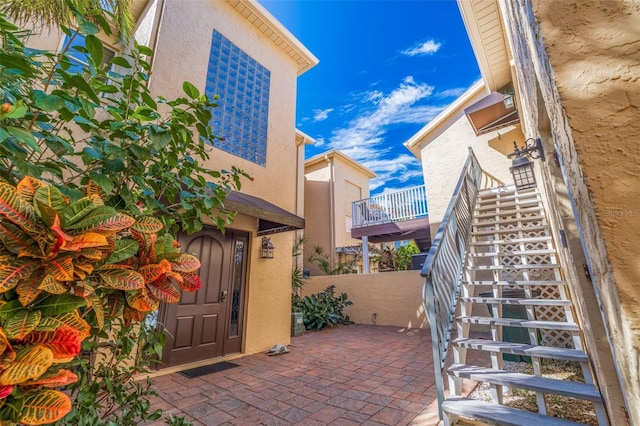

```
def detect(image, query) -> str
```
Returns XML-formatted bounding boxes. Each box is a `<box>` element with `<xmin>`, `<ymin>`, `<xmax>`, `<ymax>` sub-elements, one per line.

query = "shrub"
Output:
<box><xmin>293</xmin><ymin>285</ymin><xmax>352</xmax><ymax>331</ymax></box>
<box><xmin>0</xmin><ymin>7</ymin><xmax>248</xmax><ymax>424</ymax></box>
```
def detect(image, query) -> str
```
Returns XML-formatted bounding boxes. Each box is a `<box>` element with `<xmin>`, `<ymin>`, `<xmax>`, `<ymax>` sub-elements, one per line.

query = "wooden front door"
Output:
<box><xmin>161</xmin><ymin>228</ymin><xmax>248</xmax><ymax>367</ymax></box>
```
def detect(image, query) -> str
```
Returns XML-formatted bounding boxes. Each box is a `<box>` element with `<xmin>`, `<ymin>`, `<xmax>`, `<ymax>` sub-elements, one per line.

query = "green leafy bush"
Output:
<box><xmin>293</xmin><ymin>285</ymin><xmax>353</xmax><ymax>331</ymax></box>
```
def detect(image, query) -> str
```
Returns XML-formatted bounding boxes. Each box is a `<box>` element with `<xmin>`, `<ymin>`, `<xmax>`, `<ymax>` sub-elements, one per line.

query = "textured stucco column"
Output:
<box><xmin>499</xmin><ymin>0</ymin><xmax>639</xmax><ymax>422</ymax></box>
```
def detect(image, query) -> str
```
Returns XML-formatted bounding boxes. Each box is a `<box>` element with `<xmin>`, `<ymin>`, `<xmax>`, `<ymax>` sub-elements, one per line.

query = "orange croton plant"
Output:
<box><xmin>0</xmin><ymin>176</ymin><xmax>201</xmax><ymax>425</ymax></box>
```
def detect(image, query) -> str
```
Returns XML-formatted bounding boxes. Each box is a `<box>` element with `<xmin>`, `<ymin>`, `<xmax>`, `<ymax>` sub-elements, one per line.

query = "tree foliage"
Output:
<box><xmin>0</xmin><ymin>8</ymin><xmax>248</xmax><ymax>424</ymax></box>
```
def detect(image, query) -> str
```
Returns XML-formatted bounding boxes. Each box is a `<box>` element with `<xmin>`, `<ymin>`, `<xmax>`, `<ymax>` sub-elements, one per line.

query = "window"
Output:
<box><xmin>61</xmin><ymin>32</ymin><xmax>116</xmax><ymax>73</ymax></box>
<box><xmin>205</xmin><ymin>30</ymin><xmax>270</xmax><ymax>166</ymax></box>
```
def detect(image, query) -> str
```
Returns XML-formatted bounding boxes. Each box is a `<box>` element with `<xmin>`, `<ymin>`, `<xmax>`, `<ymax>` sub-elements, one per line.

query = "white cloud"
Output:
<box><xmin>322</xmin><ymin>77</ymin><xmax>446</xmax><ymax>189</ymax></box>
<box><xmin>313</xmin><ymin>108</ymin><xmax>334</xmax><ymax>122</ymax></box>
<box><xmin>402</xmin><ymin>39</ymin><xmax>442</xmax><ymax>57</ymax></box>
<box><xmin>436</xmin><ymin>87</ymin><xmax>467</xmax><ymax>98</ymax></box>
<box><xmin>328</xmin><ymin>76</ymin><xmax>439</xmax><ymax>160</ymax></box>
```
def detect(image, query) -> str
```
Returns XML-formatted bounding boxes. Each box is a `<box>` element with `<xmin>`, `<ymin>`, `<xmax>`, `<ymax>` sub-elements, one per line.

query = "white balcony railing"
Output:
<box><xmin>351</xmin><ymin>185</ymin><xmax>428</xmax><ymax>229</ymax></box>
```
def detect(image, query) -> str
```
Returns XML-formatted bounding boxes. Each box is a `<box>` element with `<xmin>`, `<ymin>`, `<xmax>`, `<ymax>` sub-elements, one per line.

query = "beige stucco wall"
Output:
<box><xmin>304</xmin><ymin>162</ymin><xmax>333</xmax><ymax>276</ymax></box>
<box><xmin>304</xmin><ymin>152</ymin><xmax>373</xmax><ymax>275</ymax></box>
<box><xmin>147</xmin><ymin>0</ymin><xmax>305</xmax><ymax>357</ymax></box>
<box><xmin>333</xmin><ymin>156</ymin><xmax>372</xmax><ymax>249</ymax></box>
<box><xmin>497</xmin><ymin>0</ymin><xmax>638</xmax><ymax>421</ymax></box>
<box><xmin>302</xmin><ymin>271</ymin><xmax>427</xmax><ymax>329</ymax></box>
<box><xmin>416</xmin><ymin>106</ymin><xmax>519</xmax><ymax>237</ymax></box>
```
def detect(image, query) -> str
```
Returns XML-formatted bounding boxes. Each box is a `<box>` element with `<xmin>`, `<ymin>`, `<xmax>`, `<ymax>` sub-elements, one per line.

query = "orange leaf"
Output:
<box><xmin>0</xmin><ymin>384</ymin><xmax>12</xmax><ymax>399</ymax></box>
<box><xmin>0</xmin><ymin>257</ymin><xmax>38</xmax><ymax>293</ymax></box>
<box><xmin>37</xmin><ymin>275</ymin><xmax>67</xmax><ymax>294</ymax></box>
<box><xmin>125</xmin><ymin>288</ymin><xmax>159</xmax><ymax>312</ymax></box>
<box><xmin>22</xmin><ymin>369</ymin><xmax>77</xmax><ymax>388</ymax></box>
<box><xmin>138</xmin><ymin>259</ymin><xmax>171</xmax><ymax>284</ymax></box>
<box><xmin>98</xmin><ymin>269</ymin><xmax>145</xmax><ymax>290</ymax></box>
<box><xmin>45</xmin><ymin>256</ymin><xmax>74</xmax><ymax>282</ymax></box>
<box><xmin>19</xmin><ymin>326</ymin><xmax>82</xmax><ymax>363</ymax></box>
<box><xmin>80</xmin><ymin>248</ymin><xmax>104</xmax><ymax>260</ymax></box>
<box><xmin>0</xmin><ymin>181</ymin><xmax>38</xmax><ymax>233</ymax></box>
<box><xmin>3</xmin><ymin>309</ymin><xmax>41</xmax><ymax>340</ymax></box>
<box><xmin>61</xmin><ymin>232</ymin><xmax>108</xmax><ymax>252</ymax></box>
<box><xmin>35</xmin><ymin>312</ymin><xmax>91</xmax><ymax>341</ymax></box>
<box><xmin>0</xmin><ymin>344</ymin><xmax>53</xmax><ymax>385</ymax></box>
<box><xmin>130</xmin><ymin>216</ymin><xmax>164</xmax><ymax>234</ymax></box>
<box><xmin>170</xmin><ymin>254</ymin><xmax>201</xmax><ymax>273</ymax></box>
<box><xmin>17</xmin><ymin>272</ymin><xmax>44</xmax><ymax>306</ymax></box>
<box><xmin>49</xmin><ymin>215</ymin><xmax>73</xmax><ymax>253</ymax></box>
<box><xmin>123</xmin><ymin>306</ymin><xmax>147</xmax><ymax>325</ymax></box>
<box><xmin>16</xmin><ymin>177</ymin><xmax>43</xmax><ymax>203</ymax></box>
<box><xmin>147</xmin><ymin>280</ymin><xmax>180</xmax><ymax>303</ymax></box>
<box><xmin>177</xmin><ymin>272</ymin><xmax>201</xmax><ymax>292</ymax></box>
<box><xmin>19</xmin><ymin>389</ymin><xmax>72</xmax><ymax>425</ymax></box>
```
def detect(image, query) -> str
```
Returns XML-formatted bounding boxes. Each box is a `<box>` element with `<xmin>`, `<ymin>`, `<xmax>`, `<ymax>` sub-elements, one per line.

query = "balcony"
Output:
<box><xmin>351</xmin><ymin>185</ymin><xmax>431</xmax><ymax>251</ymax></box>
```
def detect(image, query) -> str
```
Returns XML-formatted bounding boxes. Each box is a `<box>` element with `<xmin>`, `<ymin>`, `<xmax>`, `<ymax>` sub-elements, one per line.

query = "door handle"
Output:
<box><xmin>221</xmin><ymin>290</ymin><xmax>228</xmax><ymax>302</ymax></box>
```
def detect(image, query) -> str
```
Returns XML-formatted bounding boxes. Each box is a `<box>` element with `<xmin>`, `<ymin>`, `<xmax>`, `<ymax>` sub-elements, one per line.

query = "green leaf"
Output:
<box><xmin>182</xmin><ymin>82</ymin><xmax>200</xmax><ymax>99</ymax></box>
<box><xmin>128</xmin><ymin>144</ymin><xmax>151</xmax><ymax>160</ymax></box>
<box><xmin>60</xmin><ymin>197</ymin><xmax>99</xmax><ymax>227</ymax></box>
<box><xmin>34</xmin><ymin>294</ymin><xmax>85</xmax><ymax>316</ymax></box>
<box><xmin>32</xmin><ymin>91</ymin><xmax>65</xmax><ymax>112</ymax></box>
<box><xmin>34</xmin><ymin>185</ymin><xmax>66</xmax><ymax>212</ymax></box>
<box><xmin>111</xmin><ymin>56</ymin><xmax>131</xmax><ymax>69</ymax></box>
<box><xmin>150</xmin><ymin>131</ymin><xmax>171</xmax><ymax>150</ymax></box>
<box><xmin>64</xmin><ymin>205</ymin><xmax>116</xmax><ymax>230</ymax></box>
<box><xmin>137</xmin><ymin>45</ymin><xmax>153</xmax><ymax>56</ymax></box>
<box><xmin>104</xmin><ymin>239</ymin><xmax>139</xmax><ymax>264</ymax></box>
<box><xmin>77</xmin><ymin>17</ymin><xmax>99</xmax><ymax>35</ymax></box>
<box><xmin>84</xmin><ymin>35</ymin><xmax>103</xmax><ymax>66</ymax></box>
<box><xmin>87</xmin><ymin>173</ymin><xmax>114</xmax><ymax>194</ymax></box>
<box><xmin>7</xmin><ymin>127</ymin><xmax>41</xmax><ymax>153</ymax></box>
<box><xmin>70</xmin><ymin>75</ymin><xmax>100</xmax><ymax>104</ymax></box>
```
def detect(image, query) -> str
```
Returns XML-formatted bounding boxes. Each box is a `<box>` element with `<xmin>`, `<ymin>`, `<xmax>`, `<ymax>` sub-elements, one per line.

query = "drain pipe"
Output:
<box><xmin>324</xmin><ymin>154</ymin><xmax>336</xmax><ymax>272</ymax></box>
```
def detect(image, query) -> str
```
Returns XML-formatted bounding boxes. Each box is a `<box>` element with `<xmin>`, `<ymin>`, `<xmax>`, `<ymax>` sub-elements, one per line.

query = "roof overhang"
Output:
<box><xmin>225</xmin><ymin>0</ymin><xmax>319</xmax><ymax>76</ymax></box>
<box><xmin>464</xmin><ymin>91</ymin><xmax>519</xmax><ymax>135</ymax></box>
<box><xmin>225</xmin><ymin>191</ymin><xmax>304</xmax><ymax>235</ymax></box>
<box><xmin>457</xmin><ymin>0</ymin><xmax>512</xmax><ymax>91</ymax></box>
<box><xmin>305</xmin><ymin>149</ymin><xmax>376</xmax><ymax>179</ymax></box>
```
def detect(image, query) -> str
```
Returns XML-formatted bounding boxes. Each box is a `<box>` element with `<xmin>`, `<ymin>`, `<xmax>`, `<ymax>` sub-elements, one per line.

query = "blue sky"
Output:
<box><xmin>259</xmin><ymin>0</ymin><xmax>481</xmax><ymax>194</ymax></box>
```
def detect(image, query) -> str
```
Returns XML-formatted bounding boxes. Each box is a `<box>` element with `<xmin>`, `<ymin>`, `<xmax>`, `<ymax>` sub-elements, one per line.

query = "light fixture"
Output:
<box><xmin>507</xmin><ymin>137</ymin><xmax>545</xmax><ymax>190</ymax></box>
<box><xmin>503</xmin><ymin>92</ymin><xmax>515</xmax><ymax>109</ymax></box>
<box><xmin>260</xmin><ymin>236</ymin><xmax>274</xmax><ymax>259</ymax></box>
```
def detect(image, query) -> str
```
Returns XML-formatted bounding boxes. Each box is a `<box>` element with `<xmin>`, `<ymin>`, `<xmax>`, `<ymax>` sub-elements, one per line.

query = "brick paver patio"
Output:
<box><xmin>147</xmin><ymin>324</ymin><xmax>481</xmax><ymax>425</ymax></box>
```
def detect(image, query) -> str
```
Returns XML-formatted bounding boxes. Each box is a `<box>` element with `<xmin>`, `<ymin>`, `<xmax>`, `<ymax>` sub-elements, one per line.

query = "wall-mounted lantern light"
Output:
<box><xmin>260</xmin><ymin>236</ymin><xmax>274</xmax><ymax>259</ymax></box>
<box><xmin>503</xmin><ymin>92</ymin><xmax>515</xmax><ymax>109</ymax></box>
<box><xmin>507</xmin><ymin>137</ymin><xmax>545</xmax><ymax>190</ymax></box>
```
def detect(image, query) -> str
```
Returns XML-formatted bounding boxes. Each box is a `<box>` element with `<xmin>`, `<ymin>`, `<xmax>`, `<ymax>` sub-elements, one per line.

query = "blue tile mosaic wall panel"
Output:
<box><xmin>205</xmin><ymin>30</ymin><xmax>270</xmax><ymax>166</ymax></box>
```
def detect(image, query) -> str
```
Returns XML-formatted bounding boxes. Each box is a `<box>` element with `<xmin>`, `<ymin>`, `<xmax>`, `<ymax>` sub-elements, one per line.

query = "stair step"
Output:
<box><xmin>475</xmin><ymin>206</ymin><xmax>542</xmax><ymax>219</ymax></box>
<box><xmin>458</xmin><ymin>316</ymin><xmax>579</xmax><ymax>332</ymax></box>
<box><xmin>478</xmin><ymin>185</ymin><xmax>520</xmax><ymax>195</ymax></box>
<box><xmin>453</xmin><ymin>338</ymin><xmax>587</xmax><ymax>362</ymax></box>
<box><xmin>442</xmin><ymin>397</ymin><xmax>586</xmax><ymax>426</ymax></box>
<box><xmin>460</xmin><ymin>297</ymin><xmax>571</xmax><ymax>307</ymax></box>
<box><xmin>470</xmin><ymin>249</ymin><xmax>556</xmax><ymax>257</ymax></box>
<box><xmin>469</xmin><ymin>236</ymin><xmax>552</xmax><ymax>246</ymax></box>
<box><xmin>448</xmin><ymin>365</ymin><xmax>602</xmax><ymax>402</ymax></box>
<box><xmin>473</xmin><ymin>215</ymin><xmax>545</xmax><ymax>227</ymax></box>
<box><xmin>477</xmin><ymin>192</ymin><xmax>539</xmax><ymax>204</ymax></box>
<box><xmin>471</xmin><ymin>225</ymin><xmax>549</xmax><ymax>237</ymax></box>
<box><xmin>476</xmin><ymin>199</ymin><xmax>540</xmax><ymax>211</ymax></box>
<box><xmin>469</xmin><ymin>263</ymin><xmax>560</xmax><ymax>271</ymax></box>
<box><xmin>463</xmin><ymin>280</ymin><xmax>565</xmax><ymax>286</ymax></box>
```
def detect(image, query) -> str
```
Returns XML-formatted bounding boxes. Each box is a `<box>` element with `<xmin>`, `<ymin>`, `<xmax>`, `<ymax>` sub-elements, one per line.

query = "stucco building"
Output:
<box><xmin>304</xmin><ymin>149</ymin><xmax>376</xmax><ymax>275</ymax></box>
<box><xmin>22</xmin><ymin>0</ymin><xmax>318</xmax><ymax>372</ymax></box>
<box><xmin>406</xmin><ymin>0</ymin><xmax>638</xmax><ymax>423</ymax></box>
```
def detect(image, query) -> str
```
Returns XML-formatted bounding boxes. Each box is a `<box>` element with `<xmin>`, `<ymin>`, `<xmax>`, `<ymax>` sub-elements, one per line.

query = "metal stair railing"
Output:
<box><xmin>421</xmin><ymin>147</ymin><xmax>483</xmax><ymax>421</ymax></box>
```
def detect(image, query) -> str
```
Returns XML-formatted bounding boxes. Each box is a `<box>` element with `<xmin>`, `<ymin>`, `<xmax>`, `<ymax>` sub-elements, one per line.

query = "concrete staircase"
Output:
<box><xmin>442</xmin><ymin>186</ymin><xmax>608</xmax><ymax>426</ymax></box>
